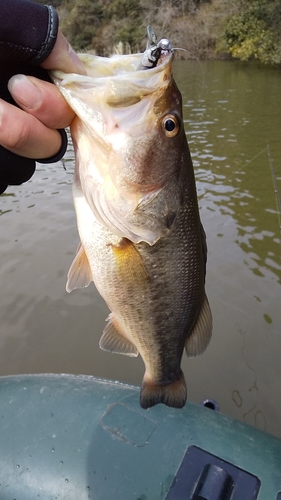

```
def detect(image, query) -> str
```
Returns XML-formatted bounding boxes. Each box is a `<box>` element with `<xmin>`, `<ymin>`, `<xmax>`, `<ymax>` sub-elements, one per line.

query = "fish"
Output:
<box><xmin>51</xmin><ymin>27</ymin><xmax>212</xmax><ymax>409</ymax></box>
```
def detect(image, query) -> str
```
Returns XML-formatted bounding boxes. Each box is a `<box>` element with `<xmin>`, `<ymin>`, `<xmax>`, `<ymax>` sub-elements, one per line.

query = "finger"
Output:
<box><xmin>0</xmin><ymin>98</ymin><xmax>63</xmax><ymax>159</ymax></box>
<box><xmin>41</xmin><ymin>30</ymin><xmax>86</xmax><ymax>75</ymax></box>
<box><xmin>8</xmin><ymin>75</ymin><xmax>75</xmax><ymax>129</ymax></box>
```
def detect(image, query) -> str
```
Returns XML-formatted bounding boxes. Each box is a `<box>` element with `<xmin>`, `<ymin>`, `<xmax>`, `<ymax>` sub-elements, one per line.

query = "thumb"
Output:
<box><xmin>41</xmin><ymin>30</ymin><xmax>86</xmax><ymax>75</ymax></box>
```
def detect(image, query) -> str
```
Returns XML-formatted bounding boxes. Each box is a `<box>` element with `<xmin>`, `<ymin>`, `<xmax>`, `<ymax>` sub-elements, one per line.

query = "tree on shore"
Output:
<box><xmin>218</xmin><ymin>0</ymin><xmax>281</xmax><ymax>65</ymax></box>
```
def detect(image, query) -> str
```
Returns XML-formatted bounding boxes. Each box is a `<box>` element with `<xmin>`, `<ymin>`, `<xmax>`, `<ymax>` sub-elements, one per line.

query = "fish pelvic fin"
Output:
<box><xmin>140</xmin><ymin>371</ymin><xmax>187</xmax><ymax>409</ymax></box>
<box><xmin>185</xmin><ymin>294</ymin><xmax>212</xmax><ymax>357</ymax></box>
<box><xmin>66</xmin><ymin>242</ymin><xmax>92</xmax><ymax>293</ymax></box>
<box><xmin>99</xmin><ymin>313</ymin><xmax>139</xmax><ymax>357</ymax></box>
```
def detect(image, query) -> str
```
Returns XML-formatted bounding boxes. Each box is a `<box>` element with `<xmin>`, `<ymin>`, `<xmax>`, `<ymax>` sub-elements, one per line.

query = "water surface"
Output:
<box><xmin>1</xmin><ymin>60</ymin><xmax>280</xmax><ymax>437</ymax></box>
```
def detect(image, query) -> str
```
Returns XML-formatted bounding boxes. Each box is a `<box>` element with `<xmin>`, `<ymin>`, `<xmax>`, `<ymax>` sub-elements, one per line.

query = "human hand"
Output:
<box><xmin>0</xmin><ymin>1</ymin><xmax>86</xmax><ymax>194</ymax></box>
<box><xmin>0</xmin><ymin>30</ymin><xmax>85</xmax><ymax>161</ymax></box>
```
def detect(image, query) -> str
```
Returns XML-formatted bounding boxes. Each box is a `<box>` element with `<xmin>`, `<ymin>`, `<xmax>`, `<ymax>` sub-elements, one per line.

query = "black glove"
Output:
<box><xmin>0</xmin><ymin>0</ymin><xmax>68</xmax><ymax>194</ymax></box>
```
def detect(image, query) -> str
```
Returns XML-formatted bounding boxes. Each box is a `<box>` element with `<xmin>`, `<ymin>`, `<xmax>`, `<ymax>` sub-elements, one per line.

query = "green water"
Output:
<box><xmin>178</xmin><ymin>60</ymin><xmax>281</xmax><ymax>284</ymax></box>
<box><xmin>0</xmin><ymin>60</ymin><xmax>280</xmax><ymax>437</ymax></box>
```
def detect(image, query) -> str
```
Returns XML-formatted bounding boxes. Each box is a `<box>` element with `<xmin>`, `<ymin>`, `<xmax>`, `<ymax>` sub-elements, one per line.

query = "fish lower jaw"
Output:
<box><xmin>140</xmin><ymin>370</ymin><xmax>187</xmax><ymax>409</ymax></box>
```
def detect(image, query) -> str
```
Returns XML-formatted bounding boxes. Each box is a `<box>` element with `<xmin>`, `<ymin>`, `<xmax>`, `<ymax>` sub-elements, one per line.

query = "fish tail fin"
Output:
<box><xmin>140</xmin><ymin>371</ymin><xmax>187</xmax><ymax>409</ymax></box>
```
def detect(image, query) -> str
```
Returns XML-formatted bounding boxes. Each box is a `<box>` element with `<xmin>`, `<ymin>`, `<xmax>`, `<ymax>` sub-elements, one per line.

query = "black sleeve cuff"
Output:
<box><xmin>0</xmin><ymin>2</ymin><xmax>59</xmax><ymax>65</ymax></box>
<box><xmin>0</xmin><ymin>1</ymin><xmax>67</xmax><ymax>195</ymax></box>
<box><xmin>33</xmin><ymin>6</ymin><xmax>58</xmax><ymax>65</ymax></box>
<box><xmin>36</xmin><ymin>129</ymin><xmax>68</xmax><ymax>164</ymax></box>
<box><xmin>0</xmin><ymin>148</ymin><xmax>36</xmax><ymax>194</ymax></box>
<box><xmin>0</xmin><ymin>130</ymin><xmax>68</xmax><ymax>195</ymax></box>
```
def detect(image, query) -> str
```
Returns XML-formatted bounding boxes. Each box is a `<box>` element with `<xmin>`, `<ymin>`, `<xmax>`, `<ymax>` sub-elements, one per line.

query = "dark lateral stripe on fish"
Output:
<box><xmin>140</xmin><ymin>371</ymin><xmax>187</xmax><ymax>409</ymax></box>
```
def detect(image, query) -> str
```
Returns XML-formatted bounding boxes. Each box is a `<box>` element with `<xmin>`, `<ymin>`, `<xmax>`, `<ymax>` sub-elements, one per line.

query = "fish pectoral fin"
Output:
<box><xmin>66</xmin><ymin>242</ymin><xmax>92</xmax><ymax>293</ymax></box>
<box><xmin>185</xmin><ymin>294</ymin><xmax>213</xmax><ymax>357</ymax></box>
<box><xmin>99</xmin><ymin>314</ymin><xmax>139</xmax><ymax>357</ymax></box>
<box><xmin>111</xmin><ymin>238</ymin><xmax>147</xmax><ymax>285</ymax></box>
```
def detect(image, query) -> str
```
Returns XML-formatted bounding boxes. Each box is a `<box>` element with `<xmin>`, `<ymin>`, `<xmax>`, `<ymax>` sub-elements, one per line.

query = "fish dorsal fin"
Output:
<box><xmin>99</xmin><ymin>314</ymin><xmax>139</xmax><ymax>357</ymax></box>
<box><xmin>185</xmin><ymin>294</ymin><xmax>212</xmax><ymax>357</ymax></box>
<box><xmin>66</xmin><ymin>242</ymin><xmax>92</xmax><ymax>293</ymax></box>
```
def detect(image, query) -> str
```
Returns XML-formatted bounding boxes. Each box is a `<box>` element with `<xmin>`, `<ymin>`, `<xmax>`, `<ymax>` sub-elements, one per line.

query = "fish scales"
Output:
<box><xmin>52</xmin><ymin>28</ymin><xmax>212</xmax><ymax>409</ymax></box>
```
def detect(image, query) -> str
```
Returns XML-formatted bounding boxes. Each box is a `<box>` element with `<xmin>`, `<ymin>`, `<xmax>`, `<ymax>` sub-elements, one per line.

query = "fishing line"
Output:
<box><xmin>221</xmin><ymin>146</ymin><xmax>268</xmax><ymax>183</ymax></box>
<box><xmin>267</xmin><ymin>144</ymin><xmax>281</xmax><ymax>233</ymax></box>
<box><xmin>220</xmin><ymin>144</ymin><xmax>281</xmax><ymax>238</ymax></box>
<box><xmin>173</xmin><ymin>47</ymin><xmax>205</xmax><ymax>91</ymax></box>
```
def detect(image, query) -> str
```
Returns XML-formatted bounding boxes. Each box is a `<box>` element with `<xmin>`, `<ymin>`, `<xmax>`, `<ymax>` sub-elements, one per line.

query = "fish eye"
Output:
<box><xmin>162</xmin><ymin>115</ymin><xmax>180</xmax><ymax>138</ymax></box>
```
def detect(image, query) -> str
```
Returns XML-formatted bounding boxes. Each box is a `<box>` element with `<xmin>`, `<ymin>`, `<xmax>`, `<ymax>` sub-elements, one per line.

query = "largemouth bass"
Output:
<box><xmin>52</xmin><ymin>28</ymin><xmax>212</xmax><ymax>409</ymax></box>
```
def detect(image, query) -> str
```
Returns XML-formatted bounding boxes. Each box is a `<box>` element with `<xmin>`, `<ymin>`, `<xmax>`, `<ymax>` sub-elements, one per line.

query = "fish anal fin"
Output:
<box><xmin>140</xmin><ymin>371</ymin><xmax>187</xmax><ymax>409</ymax></box>
<box><xmin>185</xmin><ymin>294</ymin><xmax>212</xmax><ymax>357</ymax></box>
<box><xmin>66</xmin><ymin>242</ymin><xmax>92</xmax><ymax>293</ymax></box>
<box><xmin>99</xmin><ymin>314</ymin><xmax>138</xmax><ymax>357</ymax></box>
<box><xmin>111</xmin><ymin>238</ymin><xmax>147</xmax><ymax>285</ymax></box>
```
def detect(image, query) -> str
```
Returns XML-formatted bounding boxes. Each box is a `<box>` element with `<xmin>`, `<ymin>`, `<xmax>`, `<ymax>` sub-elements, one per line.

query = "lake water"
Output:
<box><xmin>1</xmin><ymin>60</ymin><xmax>281</xmax><ymax>437</ymax></box>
